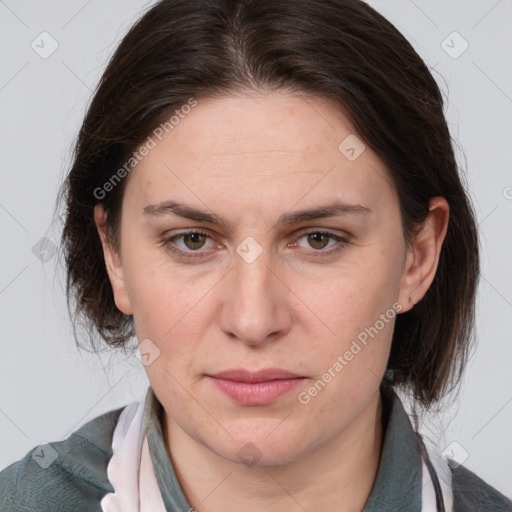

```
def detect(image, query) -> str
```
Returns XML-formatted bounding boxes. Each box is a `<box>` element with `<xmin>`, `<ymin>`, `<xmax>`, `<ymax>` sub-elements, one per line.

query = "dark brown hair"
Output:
<box><xmin>57</xmin><ymin>0</ymin><xmax>479</xmax><ymax>408</ymax></box>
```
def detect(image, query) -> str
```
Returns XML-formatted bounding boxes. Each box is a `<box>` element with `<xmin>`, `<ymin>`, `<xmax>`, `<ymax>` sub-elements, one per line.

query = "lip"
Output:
<box><xmin>207</xmin><ymin>368</ymin><xmax>306</xmax><ymax>406</ymax></box>
<box><xmin>209</xmin><ymin>368</ymin><xmax>303</xmax><ymax>382</ymax></box>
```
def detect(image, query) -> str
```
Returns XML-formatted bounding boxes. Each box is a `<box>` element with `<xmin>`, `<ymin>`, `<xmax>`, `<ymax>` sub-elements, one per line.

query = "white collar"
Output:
<box><xmin>101</xmin><ymin>399</ymin><xmax>453</xmax><ymax>512</ymax></box>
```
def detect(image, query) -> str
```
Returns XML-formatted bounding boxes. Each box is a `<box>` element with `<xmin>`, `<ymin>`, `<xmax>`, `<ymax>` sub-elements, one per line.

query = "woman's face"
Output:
<box><xmin>96</xmin><ymin>91</ymin><xmax>427</xmax><ymax>466</ymax></box>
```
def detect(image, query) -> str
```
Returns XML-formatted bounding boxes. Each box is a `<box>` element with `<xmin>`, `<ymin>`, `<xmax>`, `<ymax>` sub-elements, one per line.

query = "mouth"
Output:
<box><xmin>206</xmin><ymin>368</ymin><xmax>306</xmax><ymax>405</ymax></box>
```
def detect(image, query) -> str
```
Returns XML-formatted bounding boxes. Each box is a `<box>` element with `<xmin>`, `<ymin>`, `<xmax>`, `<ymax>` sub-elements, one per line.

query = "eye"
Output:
<box><xmin>293</xmin><ymin>229</ymin><xmax>350</xmax><ymax>254</ymax></box>
<box><xmin>160</xmin><ymin>228</ymin><xmax>351</xmax><ymax>262</ymax></box>
<box><xmin>177</xmin><ymin>232</ymin><xmax>209</xmax><ymax>250</ymax></box>
<box><xmin>301</xmin><ymin>232</ymin><xmax>335</xmax><ymax>250</ymax></box>
<box><xmin>160</xmin><ymin>229</ymin><xmax>216</xmax><ymax>259</ymax></box>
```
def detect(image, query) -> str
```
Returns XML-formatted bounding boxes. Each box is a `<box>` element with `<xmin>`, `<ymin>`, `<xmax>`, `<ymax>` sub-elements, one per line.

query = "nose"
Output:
<box><xmin>218</xmin><ymin>244</ymin><xmax>292</xmax><ymax>346</ymax></box>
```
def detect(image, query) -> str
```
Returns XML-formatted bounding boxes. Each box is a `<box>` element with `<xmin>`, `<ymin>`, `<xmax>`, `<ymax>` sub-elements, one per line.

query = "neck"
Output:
<box><xmin>164</xmin><ymin>390</ymin><xmax>384</xmax><ymax>512</ymax></box>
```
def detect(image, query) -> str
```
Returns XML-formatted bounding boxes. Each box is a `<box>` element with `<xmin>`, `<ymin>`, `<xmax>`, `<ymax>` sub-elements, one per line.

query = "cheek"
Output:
<box><xmin>303</xmin><ymin>248</ymin><xmax>402</xmax><ymax>337</ymax></box>
<box><xmin>121</xmin><ymin>233</ymin><xmax>186</xmax><ymax>323</ymax></box>
<box><xmin>297</xmin><ymin>279</ymin><xmax>396</xmax><ymax>424</ymax></box>
<box><xmin>294</xmin><ymin>243</ymin><xmax>402</xmax><ymax>395</ymax></box>
<box><xmin>121</xmin><ymin>240</ymin><xmax>219</xmax><ymax>369</ymax></box>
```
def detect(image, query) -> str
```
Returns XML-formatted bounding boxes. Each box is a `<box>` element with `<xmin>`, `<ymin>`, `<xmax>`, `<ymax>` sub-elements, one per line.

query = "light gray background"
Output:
<box><xmin>1</xmin><ymin>0</ymin><xmax>511</xmax><ymax>499</ymax></box>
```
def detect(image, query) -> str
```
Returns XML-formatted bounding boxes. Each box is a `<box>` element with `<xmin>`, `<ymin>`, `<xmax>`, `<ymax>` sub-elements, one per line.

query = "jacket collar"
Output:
<box><xmin>142</xmin><ymin>384</ymin><xmax>423</xmax><ymax>511</ymax></box>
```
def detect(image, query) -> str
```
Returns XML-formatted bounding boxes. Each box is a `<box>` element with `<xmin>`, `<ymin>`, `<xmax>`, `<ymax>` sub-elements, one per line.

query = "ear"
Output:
<box><xmin>398</xmin><ymin>196</ymin><xmax>449</xmax><ymax>313</ymax></box>
<box><xmin>93</xmin><ymin>204</ymin><xmax>133</xmax><ymax>315</ymax></box>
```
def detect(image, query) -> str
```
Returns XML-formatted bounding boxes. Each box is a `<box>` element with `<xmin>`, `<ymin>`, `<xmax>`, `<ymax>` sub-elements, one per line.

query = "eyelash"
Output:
<box><xmin>159</xmin><ymin>228</ymin><xmax>351</xmax><ymax>261</ymax></box>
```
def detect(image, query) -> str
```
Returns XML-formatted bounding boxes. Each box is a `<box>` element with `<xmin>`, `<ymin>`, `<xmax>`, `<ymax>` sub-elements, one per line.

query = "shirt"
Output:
<box><xmin>1</xmin><ymin>385</ymin><xmax>511</xmax><ymax>511</ymax></box>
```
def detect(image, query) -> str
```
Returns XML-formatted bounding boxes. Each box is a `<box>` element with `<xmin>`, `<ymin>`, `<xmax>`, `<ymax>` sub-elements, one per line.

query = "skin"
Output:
<box><xmin>95</xmin><ymin>90</ymin><xmax>449</xmax><ymax>512</ymax></box>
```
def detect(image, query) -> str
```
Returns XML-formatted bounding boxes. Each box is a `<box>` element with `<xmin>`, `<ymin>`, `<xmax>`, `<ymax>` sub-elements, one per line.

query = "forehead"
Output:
<box><xmin>124</xmin><ymin>92</ymin><xmax>397</xmax><ymax>220</ymax></box>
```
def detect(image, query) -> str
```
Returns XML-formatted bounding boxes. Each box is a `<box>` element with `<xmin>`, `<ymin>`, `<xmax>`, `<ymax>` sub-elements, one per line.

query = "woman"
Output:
<box><xmin>1</xmin><ymin>0</ymin><xmax>510</xmax><ymax>510</ymax></box>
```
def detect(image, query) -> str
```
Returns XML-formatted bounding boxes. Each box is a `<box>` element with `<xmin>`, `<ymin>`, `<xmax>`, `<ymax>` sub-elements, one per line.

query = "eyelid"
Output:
<box><xmin>161</xmin><ymin>228</ymin><xmax>217</xmax><ymax>254</ymax></box>
<box><xmin>160</xmin><ymin>227</ymin><xmax>351</xmax><ymax>260</ymax></box>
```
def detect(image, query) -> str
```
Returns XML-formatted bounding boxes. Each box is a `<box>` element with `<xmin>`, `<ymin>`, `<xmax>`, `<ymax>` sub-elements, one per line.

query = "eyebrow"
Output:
<box><xmin>143</xmin><ymin>199</ymin><xmax>372</xmax><ymax>228</ymax></box>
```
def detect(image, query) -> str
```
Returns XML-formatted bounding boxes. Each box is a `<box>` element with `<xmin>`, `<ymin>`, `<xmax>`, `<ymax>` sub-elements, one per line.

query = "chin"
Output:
<box><xmin>209</xmin><ymin>426</ymin><xmax>312</xmax><ymax>468</ymax></box>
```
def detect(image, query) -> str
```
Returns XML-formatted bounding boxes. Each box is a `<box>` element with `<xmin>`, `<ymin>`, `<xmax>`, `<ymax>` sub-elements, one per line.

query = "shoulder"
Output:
<box><xmin>451</xmin><ymin>463</ymin><xmax>512</xmax><ymax>512</ymax></box>
<box><xmin>0</xmin><ymin>405</ymin><xmax>124</xmax><ymax>512</ymax></box>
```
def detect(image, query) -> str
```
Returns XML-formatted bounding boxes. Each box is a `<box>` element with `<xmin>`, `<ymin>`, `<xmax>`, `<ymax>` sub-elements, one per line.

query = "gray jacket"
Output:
<box><xmin>1</xmin><ymin>386</ymin><xmax>511</xmax><ymax>511</ymax></box>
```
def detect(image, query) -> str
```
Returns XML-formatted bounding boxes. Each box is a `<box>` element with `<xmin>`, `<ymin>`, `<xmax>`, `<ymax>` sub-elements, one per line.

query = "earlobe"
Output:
<box><xmin>93</xmin><ymin>204</ymin><xmax>133</xmax><ymax>315</ymax></box>
<box><xmin>398</xmin><ymin>197</ymin><xmax>449</xmax><ymax>313</ymax></box>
